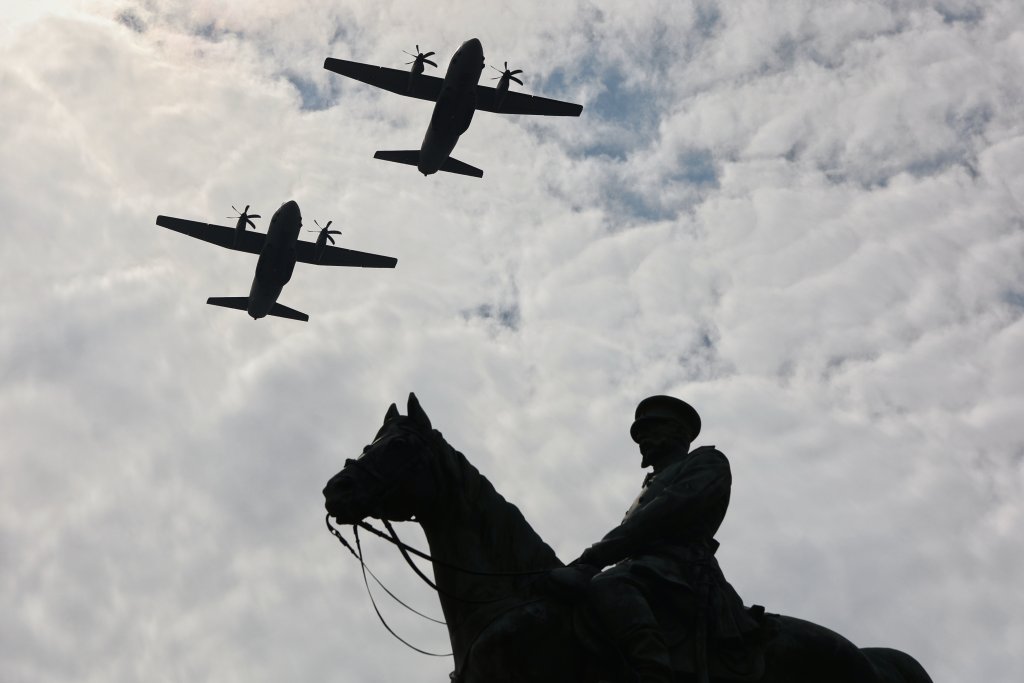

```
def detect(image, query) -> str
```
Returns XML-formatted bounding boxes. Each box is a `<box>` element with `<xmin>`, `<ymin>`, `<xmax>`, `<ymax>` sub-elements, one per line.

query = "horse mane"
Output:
<box><xmin>426</xmin><ymin>428</ymin><xmax>562</xmax><ymax>574</ymax></box>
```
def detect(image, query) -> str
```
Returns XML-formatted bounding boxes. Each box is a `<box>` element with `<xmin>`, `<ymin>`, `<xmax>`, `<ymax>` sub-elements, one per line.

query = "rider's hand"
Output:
<box><xmin>571</xmin><ymin>547</ymin><xmax>606</xmax><ymax>569</ymax></box>
<box><xmin>546</xmin><ymin>564</ymin><xmax>599</xmax><ymax>598</ymax></box>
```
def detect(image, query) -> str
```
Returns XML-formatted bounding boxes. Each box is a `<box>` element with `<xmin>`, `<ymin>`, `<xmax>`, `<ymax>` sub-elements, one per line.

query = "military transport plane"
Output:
<box><xmin>324</xmin><ymin>38</ymin><xmax>583</xmax><ymax>178</ymax></box>
<box><xmin>156</xmin><ymin>200</ymin><xmax>397</xmax><ymax>322</ymax></box>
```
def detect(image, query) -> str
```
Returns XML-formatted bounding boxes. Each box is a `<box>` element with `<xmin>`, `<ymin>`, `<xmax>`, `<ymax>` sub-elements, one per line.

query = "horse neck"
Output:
<box><xmin>413</xmin><ymin>433</ymin><xmax>560</xmax><ymax>655</ymax></box>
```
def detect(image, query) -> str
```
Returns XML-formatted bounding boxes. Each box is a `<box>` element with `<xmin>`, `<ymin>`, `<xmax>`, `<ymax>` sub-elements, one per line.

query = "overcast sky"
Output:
<box><xmin>2</xmin><ymin>1</ymin><xmax>1022</xmax><ymax>681</ymax></box>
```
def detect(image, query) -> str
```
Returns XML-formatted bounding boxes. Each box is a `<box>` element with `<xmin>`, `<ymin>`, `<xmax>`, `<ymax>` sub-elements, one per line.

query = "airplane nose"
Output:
<box><xmin>465</xmin><ymin>38</ymin><xmax>482</xmax><ymax>55</ymax></box>
<box><xmin>281</xmin><ymin>199</ymin><xmax>301</xmax><ymax>220</ymax></box>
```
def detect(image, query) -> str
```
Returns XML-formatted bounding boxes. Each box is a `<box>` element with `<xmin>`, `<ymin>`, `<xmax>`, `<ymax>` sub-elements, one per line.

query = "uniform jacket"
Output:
<box><xmin>579</xmin><ymin>445</ymin><xmax>757</xmax><ymax>640</ymax></box>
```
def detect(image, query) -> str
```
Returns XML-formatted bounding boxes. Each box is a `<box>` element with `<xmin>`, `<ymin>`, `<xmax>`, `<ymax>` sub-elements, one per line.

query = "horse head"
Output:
<box><xmin>323</xmin><ymin>392</ymin><xmax>437</xmax><ymax>525</ymax></box>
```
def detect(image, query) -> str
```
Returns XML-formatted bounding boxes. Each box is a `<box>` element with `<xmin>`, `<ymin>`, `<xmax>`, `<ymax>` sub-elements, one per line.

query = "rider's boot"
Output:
<box><xmin>618</xmin><ymin>623</ymin><xmax>674</xmax><ymax>683</ymax></box>
<box><xmin>586</xmin><ymin>572</ymin><xmax>674</xmax><ymax>683</ymax></box>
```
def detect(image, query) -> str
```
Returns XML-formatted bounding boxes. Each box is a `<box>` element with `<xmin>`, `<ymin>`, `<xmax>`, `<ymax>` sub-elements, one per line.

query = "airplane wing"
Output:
<box><xmin>294</xmin><ymin>241</ymin><xmax>398</xmax><ymax>268</ymax></box>
<box><xmin>474</xmin><ymin>85</ymin><xmax>583</xmax><ymax>117</ymax></box>
<box><xmin>156</xmin><ymin>215</ymin><xmax>266</xmax><ymax>254</ymax></box>
<box><xmin>323</xmin><ymin>58</ymin><xmax>444</xmax><ymax>102</ymax></box>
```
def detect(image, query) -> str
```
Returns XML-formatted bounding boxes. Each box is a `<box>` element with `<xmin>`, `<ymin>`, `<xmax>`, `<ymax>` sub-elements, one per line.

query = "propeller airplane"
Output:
<box><xmin>324</xmin><ymin>38</ymin><xmax>583</xmax><ymax>178</ymax></box>
<box><xmin>156</xmin><ymin>201</ymin><xmax>397</xmax><ymax>322</ymax></box>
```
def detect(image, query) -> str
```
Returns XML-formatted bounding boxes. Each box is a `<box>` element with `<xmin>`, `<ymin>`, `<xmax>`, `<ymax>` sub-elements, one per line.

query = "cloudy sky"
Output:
<box><xmin>2</xmin><ymin>0</ymin><xmax>1022</xmax><ymax>681</ymax></box>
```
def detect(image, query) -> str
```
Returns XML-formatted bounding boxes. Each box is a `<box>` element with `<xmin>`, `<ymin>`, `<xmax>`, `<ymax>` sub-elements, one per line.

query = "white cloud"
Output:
<box><xmin>2</xmin><ymin>1</ymin><xmax>1022</xmax><ymax>681</ymax></box>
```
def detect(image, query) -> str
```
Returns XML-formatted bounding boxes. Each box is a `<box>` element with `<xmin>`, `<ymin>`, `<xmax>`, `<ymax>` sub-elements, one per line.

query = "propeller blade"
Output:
<box><xmin>423</xmin><ymin>51</ymin><xmax>435</xmax><ymax>58</ymax></box>
<box><xmin>424</xmin><ymin>59</ymin><xmax>437</xmax><ymax>68</ymax></box>
<box><xmin>510</xmin><ymin>69</ymin><xmax>523</xmax><ymax>76</ymax></box>
<box><xmin>327</xmin><ymin>230</ymin><xmax>342</xmax><ymax>235</ymax></box>
<box><xmin>511</xmin><ymin>76</ymin><xmax>523</xmax><ymax>86</ymax></box>
<box><xmin>230</xmin><ymin>205</ymin><xmax>258</xmax><ymax>221</ymax></box>
<box><xmin>246</xmin><ymin>218</ymin><xmax>256</xmax><ymax>229</ymax></box>
<box><xmin>324</xmin><ymin>220</ymin><xmax>332</xmax><ymax>229</ymax></box>
<box><xmin>326</xmin><ymin>234</ymin><xmax>335</xmax><ymax>245</ymax></box>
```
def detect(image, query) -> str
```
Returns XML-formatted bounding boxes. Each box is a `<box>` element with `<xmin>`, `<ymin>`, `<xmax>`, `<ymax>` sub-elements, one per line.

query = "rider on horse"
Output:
<box><xmin>554</xmin><ymin>395</ymin><xmax>759</xmax><ymax>683</ymax></box>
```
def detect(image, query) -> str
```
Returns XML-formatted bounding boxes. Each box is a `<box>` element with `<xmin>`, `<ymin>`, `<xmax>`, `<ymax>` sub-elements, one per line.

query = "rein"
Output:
<box><xmin>328</xmin><ymin>514</ymin><xmax>549</xmax><ymax>602</ymax></box>
<box><xmin>326</xmin><ymin>514</ymin><xmax>452</xmax><ymax>657</ymax></box>
<box><xmin>325</xmin><ymin>511</ymin><xmax>560</xmax><ymax>659</ymax></box>
<box><xmin>366</xmin><ymin>517</ymin><xmax>555</xmax><ymax>578</ymax></box>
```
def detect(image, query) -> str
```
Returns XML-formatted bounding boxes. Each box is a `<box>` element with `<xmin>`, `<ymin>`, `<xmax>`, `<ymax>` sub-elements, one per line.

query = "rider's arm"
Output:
<box><xmin>574</xmin><ymin>448</ymin><xmax>731</xmax><ymax>568</ymax></box>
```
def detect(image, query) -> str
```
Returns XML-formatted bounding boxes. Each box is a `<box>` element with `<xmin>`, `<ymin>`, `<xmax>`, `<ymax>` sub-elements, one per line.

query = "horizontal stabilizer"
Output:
<box><xmin>206</xmin><ymin>297</ymin><xmax>309</xmax><ymax>322</ymax></box>
<box><xmin>373</xmin><ymin>150</ymin><xmax>482</xmax><ymax>178</ymax></box>
<box><xmin>206</xmin><ymin>296</ymin><xmax>249</xmax><ymax>311</ymax></box>
<box><xmin>267</xmin><ymin>302</ymin><xmax>309</xmax><ymax>322</ymax></box>
<box><xmin>439</xmin><ymin>156</ymin><xmax>483</xmax><ymax>178</ymax></box>
<box><xmin>373</xmin><ymin>150</ymin><xmax>420</xmax><ymax>167</ymax></box>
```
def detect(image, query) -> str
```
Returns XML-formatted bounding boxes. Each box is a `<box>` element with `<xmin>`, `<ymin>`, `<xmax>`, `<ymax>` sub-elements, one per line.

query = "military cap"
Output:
<box><xmin>629</xmin><ymin>395</ymin><xmax>701</xmax><ymax>443</ymax></box>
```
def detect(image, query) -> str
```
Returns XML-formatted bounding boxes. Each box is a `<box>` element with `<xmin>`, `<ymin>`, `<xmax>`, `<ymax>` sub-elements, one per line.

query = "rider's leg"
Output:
<box><xmin>586</xmin><ymin>567</ymin><xmax>673</xmax><ymax>683</ymax></box>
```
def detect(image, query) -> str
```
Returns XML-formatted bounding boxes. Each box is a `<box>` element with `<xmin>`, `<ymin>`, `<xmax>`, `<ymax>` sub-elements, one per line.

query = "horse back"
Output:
<box><xmin>571</xmin><ymin>600</ymin><xmax>768</xmax><ymax>683</ymax></box>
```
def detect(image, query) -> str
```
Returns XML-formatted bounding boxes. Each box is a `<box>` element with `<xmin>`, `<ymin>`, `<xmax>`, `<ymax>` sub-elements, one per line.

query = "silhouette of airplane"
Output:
<box><xmin>156</xmin><ymin>200</ymin><xmax>397</xmax><ymax>322</ymax></box>
<box><xmin>324</xmin><ymin>38</ymin><xmax>583</xmax><ymax>178</ymax></box>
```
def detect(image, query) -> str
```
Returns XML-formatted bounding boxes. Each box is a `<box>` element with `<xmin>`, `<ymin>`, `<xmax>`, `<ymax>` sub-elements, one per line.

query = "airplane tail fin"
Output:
<box><xmin>439</xmin><ymin>156</ymin><xmax>483</xmax><ymax>178</ymax></box>
<box><xmin>373</xmin><ymin>150</ymin><xmax>483</xmax><ymax>178</ymax></box>
<box><xmin>206</xmin><ymin>297</ymin><xmax>309</xmax><ymax>322</ymax></box>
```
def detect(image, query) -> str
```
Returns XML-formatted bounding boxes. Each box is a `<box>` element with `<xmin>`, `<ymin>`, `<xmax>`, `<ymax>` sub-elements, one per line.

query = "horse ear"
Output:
<box><xmin>407</xmin><ymin>392</ymin><xmax>431</xmax><ymax>429</ymax></box>
<box><xmin>384</xmin><ymin>403</ymin><xmax>400</xmax><ymax>423</ymax></box>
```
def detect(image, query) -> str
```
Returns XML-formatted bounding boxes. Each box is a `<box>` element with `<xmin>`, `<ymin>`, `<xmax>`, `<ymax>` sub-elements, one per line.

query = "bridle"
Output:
<box><xmin>324</xmin><ymin>421</ymin><xmax>556</xmax><ymax>659</ymax></box>
<box><xmin>338</xmin><ymin>429</ymin><xmax>426</xmax><ymax>502</ymax></box>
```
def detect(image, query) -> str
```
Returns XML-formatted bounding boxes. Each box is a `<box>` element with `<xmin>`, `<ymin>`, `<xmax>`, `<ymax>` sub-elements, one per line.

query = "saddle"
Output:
<box><xmin>571</xmin><ymin>602</ymin><xmax>772</xmax><ymax>683</ymax></box>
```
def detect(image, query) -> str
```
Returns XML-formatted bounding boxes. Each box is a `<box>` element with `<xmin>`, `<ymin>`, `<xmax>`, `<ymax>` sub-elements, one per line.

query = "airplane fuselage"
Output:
<box><xmin>418</xmin><ymin>38</ymin><xmax>484</xmax><ymax>175</ymax></box>
<box><xmin>248</xmin><ymin>200</ymin><xmax>301</xmax><ymax>319</ymax></box>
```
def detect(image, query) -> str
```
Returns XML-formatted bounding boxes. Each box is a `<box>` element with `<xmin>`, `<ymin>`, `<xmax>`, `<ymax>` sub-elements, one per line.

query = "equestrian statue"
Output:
<box><xmin>323</xmin><ymin>393</ymin><xmax>932</xmax><ymax>683</ymax></box>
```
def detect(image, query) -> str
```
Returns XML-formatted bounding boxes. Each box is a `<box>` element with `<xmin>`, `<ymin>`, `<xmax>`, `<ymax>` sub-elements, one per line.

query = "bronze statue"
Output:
<box><xmin>323</xmin><ymin>393</ymin><xmax>933</xmax><ymax>683</ymax></box>
<box><xmin>550</xmin><ymin>395</ymin><xmax>759</xmax><ymax>683</ymax></box>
